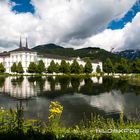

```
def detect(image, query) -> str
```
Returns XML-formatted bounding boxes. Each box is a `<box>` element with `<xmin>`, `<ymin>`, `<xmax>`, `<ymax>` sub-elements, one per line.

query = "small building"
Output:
<box><xmin>0</xmin><ymin>38</ymin><xmax>103</xmax><ymax>73</ymax></box>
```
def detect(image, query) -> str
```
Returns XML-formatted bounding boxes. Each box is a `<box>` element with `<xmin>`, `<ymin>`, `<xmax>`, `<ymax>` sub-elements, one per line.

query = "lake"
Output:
<box><xmin>0</xmin><ymin>76</ymin><xmax>140</xmax><ymax>126</ymax></box>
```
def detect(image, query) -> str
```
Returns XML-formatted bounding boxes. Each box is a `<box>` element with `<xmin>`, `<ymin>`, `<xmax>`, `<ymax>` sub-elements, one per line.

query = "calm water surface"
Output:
<box><xmin>0</xmin><ymin>76</ymin><xmax>140</xmax><ymax>126</ymax></box>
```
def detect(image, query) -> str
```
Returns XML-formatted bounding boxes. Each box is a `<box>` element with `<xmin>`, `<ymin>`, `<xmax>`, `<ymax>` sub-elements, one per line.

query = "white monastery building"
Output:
<box><xmin>0</xmin><ymin>38</ymin><xmax>103</xmax><ymax>73</ymax></box>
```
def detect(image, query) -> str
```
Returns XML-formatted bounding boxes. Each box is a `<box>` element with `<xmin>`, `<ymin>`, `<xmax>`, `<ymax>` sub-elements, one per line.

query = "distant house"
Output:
<box><xmin>0</xmin><ymin>38</ymin><xmax>103</xmax><ymax>73</ymax></box>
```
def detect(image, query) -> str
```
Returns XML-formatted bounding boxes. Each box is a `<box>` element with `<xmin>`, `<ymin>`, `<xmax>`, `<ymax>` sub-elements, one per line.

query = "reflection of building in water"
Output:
<box><xmin>0</xmin><ymin>76</ymin><xmax>103</xmax><ymax>98</ymax></box>
<box><xmin>43</xmin><ymin>77</ymin><xmax>103</xmax><ymax>92</ymax></box>
<box><xmin>44</xmin><ymin>80</ymin><xmax>51</xmax><ymax>91</ymax></box>
<box><xmin>91</xmin><ymin>77</ymin><xmax>103</xmax><ymax>84</ymax></box>
<box><xmin>1</xmin><ymin>77</ymin><xmax>37</xmax><ymax>99</ymax></box>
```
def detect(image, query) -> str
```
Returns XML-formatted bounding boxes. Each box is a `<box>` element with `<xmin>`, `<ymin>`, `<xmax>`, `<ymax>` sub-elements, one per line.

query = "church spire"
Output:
<box><xmin>26</xmin><ymin>38</ymin><xmax>28</xmax><ymax>48</ymax></box>
<box><xmin>19</xmin><ymin>36</ymin><xmax>22</xmax><ymax>48</ymax></box>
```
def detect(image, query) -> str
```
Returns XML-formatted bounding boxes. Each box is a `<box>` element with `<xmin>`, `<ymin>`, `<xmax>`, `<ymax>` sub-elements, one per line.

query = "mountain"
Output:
<box><xmin>115</xmin><ymin>50</ymin><xmax>140</xmax><ymax>61</ymax></box>
<box><xmin>32</xmin><ymin>43</ymin><xmax>122</xmax><ymax>63</ymax></box>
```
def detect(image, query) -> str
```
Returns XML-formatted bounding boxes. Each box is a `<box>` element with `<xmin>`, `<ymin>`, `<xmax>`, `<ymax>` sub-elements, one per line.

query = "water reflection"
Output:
<box><xmin>0</xmin><ymin>76</ymin><xmax>139</xmax><ymax>126</ymax></box>
<box><xmin>0</xmin><ymin>77</ymin><xmax>37</xmax><ymax>99</ymax></box>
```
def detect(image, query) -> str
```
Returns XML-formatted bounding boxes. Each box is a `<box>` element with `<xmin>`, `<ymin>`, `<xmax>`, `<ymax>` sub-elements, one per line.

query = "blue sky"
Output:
<box><xmin>11</xmin><ymin>0</ymin><xmax>140</xmax><ymax>30</ymax></box>
<box><xmin>108</xmin><ymin>1</ymin><xmax>140</xmax><ymax>29</ymax></box>
<box><xmin>11</xmin><ymin>0</ymin><xmax>35</xmax><ymax>13</ymax></box>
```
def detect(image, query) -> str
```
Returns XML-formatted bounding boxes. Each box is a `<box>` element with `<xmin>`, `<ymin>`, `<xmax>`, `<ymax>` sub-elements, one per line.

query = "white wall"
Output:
<box><xmin>0</xmin><ymin>52</ymin><xmax>103</xmax><ymax>73</ymax></box>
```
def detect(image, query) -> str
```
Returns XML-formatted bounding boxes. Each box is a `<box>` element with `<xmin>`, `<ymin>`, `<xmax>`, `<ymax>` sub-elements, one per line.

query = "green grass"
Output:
<box><xmin>0</xmin><ymin>108</ymin><xmax>139</xmax><ymax>140</ymax></box>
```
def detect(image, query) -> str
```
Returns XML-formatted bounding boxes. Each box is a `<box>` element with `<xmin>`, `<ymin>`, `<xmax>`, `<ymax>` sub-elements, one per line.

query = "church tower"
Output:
<box><xmin>26</xmin><ymin>38</ymin><xmax>28</xmax><ymax>48</ymax></box>
<box><xmin>19</xmin><ymin>36</ymin><xmax>22</xmax><ymax>48</ymax></box>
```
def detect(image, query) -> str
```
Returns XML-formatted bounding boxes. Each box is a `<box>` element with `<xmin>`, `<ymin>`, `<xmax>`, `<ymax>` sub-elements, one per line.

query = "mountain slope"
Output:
<box><xmin>115</xmin><ymin>50</ymin><xmax>140</xmax><ymax>60</ymax></box>
<box><xmin>32</xmin><ymin>44</ymin><xmax>122</xmax><ymax>62</ymax></box>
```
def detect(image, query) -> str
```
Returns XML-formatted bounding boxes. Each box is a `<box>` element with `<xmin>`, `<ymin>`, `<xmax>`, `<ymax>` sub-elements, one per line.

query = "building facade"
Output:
<box><xmin>0</xmin><ymin>38</ymin><xmax>103</xmax><ymax>73</ymax></box>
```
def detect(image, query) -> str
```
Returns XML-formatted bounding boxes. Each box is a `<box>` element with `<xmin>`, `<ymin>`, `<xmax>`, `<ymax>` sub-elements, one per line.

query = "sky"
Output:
<box><xmin>0</xmin><ymin>0</ymin><xmax>140</xmax><ymax>52</ymax></box>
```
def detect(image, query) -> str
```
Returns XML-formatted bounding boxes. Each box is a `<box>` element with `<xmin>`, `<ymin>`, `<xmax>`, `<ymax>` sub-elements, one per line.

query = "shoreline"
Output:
<box><xmin>0</xmin><ymin>72</ymin><xmax>139</xmax><ymax>77</ymax></box>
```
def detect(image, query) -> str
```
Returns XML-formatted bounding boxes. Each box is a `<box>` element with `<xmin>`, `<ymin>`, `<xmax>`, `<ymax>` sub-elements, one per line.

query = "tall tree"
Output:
<box><xmin>55</xmin><ymin>62</ymin><xmax>60</xmax><ymax>73</ymax></box>
<box><xmin>79</xmin><ymin>64</ymin><xmax>84</xmax><ymax>73</ymax></box>
<box><xmin>116</xmin><ymin>58</ymin><xmax>130</xmax><ymax>74</ymax></box>
<box><xmin>17</xmin><ymin>62</ymin><xmax>24</xmax><ymax>73</ymax></box>
<box><xmin>47</xmin><ymin>60</ymin><xmax>56</xmax><ymax>73</ymax></box>
<box><xmin>28</xmin><ymin>62</ymin><xmax>37</xmax><ymax>73</ymax></box>
<box><xmin>131</xmin><ymin>58</ymin><xmax>140</xmax><ymax>73</ymax></box>
<box><xmin>11</xmin><ymin>62</ymin><xmax>17</xmax><ymax>73</ymax></box>
<box><xmin>70</xmin><ymin>59</ymin><xmax>81</xmax><ymax>74</ymax></box>
<box><xmin>37</xmin><ymin>60</ymin><xmax>46</xmax><ymax>73</ymax></box>
<box><xmin>103</xmin><ymin>58</ymin><xmax>114</xmax><ymax>74</ymax></box>
<box><xmin>96</xmin><ymin>65</ymin><xmax>101</xmax><ymax>73</ymax></box>
<box><xmin>0</xmin><ymin>63</ymin><xmax>5</xmax><ymax>73</ymax></box>
<box><xmin>59</xmin><ymin>60</ymin><xmax>70</xmax><ymax>73</ymax></box>
<box><xmin>84</xmin><ymin>59</ymin><xmax>93</xmax><ymax>73</ymax></box>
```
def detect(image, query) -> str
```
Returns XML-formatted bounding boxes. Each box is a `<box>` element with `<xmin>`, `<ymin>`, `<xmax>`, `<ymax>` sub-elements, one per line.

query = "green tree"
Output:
<box><xmin>96</xmin><ymin>65</ymin><xmax>101</xmax><ymax>73</ymax></box>
<box><xmin>84</xmin><ymin>59</ymin><xmax>93</xmax><ymax>73</ymax></box>
<box><xmin>59</xmin><ymin>60</ymin><xmax>70</xmax><ymax>73</ymax></box>
<box><xmin>55</xmin><ymin>63</ymin><xmax>60</xmax><ymax>73</ymax></box>
<box><xmin>47</xmin><ymin>60</ymin><xmax>57</xmax><ymax>73</ymax></box>
<box><xmin>0</xmin><ymin>77</ymin><xmax>5</xmax><ymax>87</ymax></box>
<box><xmin>131</xmin><ymin>58</ymin><xmax>140</xmax><ymax>73</ymax></box>
<box><xmin>116</xmin><ymin>58</ymin><xmax>130</xmax><ymax>74</ymax></box>
<box><xmin>28</xmin><ymin>62</ymin><xmax>37</xmax><ymax>73</ymax></box>
<box><xmin>0</xmin><ymin>63</ymin><xmax>5</xmax><ymax>73</ymax></box>
<box><xmin>11</xmin><ymin>62</ymin><xmax>17</xmax><ymax>73</ymax></box>
<box><xmin>70</xmin><ymin>59</ymin><xmax>81</xmax><ymax>74</ymax></box>
<box><xmin>103</xmin><ymin>58</ymin><xmax>114</xmax><ymax>74</ymax></box>
<box><xmin>17</xmin><ymin>62</ymin><xmax>24</xmax><ymax>73</ymax></box>
<box><xmin>37</xmin><ymin>60</ymin><xmax>46</xmax><ymax>73</ymax></box>
<box><xmin>79</xmin><ymin>64</ymin><xmax>84</xmax><ymax>73</ymax></box>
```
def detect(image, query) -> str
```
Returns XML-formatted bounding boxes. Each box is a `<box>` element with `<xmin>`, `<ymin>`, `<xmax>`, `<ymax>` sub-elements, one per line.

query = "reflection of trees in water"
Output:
<box><xmin>116</xmin><ymin>79</ymin><xmax>129</xmax><ymax>94</ymax></box>
<box><xmin>130</xmin><ymin>85</ymin><xmax>140</xmax><ymax>95</ymax></box>
<box><xmin>103</xmin><ymin>77</ymin><xmax>116</xmax><ymax>92</ymax></box>
<box><xmin>102</xmin><ymin>77</ymin><xmax>140</xmax><ymax>95</ymax></box>
<box><xmin>71</xmin><ymin>77</ymin><xmax>82</xmax><ymax>92</ymax></box>
<box><xmin>28</xmin><ymin>76</ymin><xmax>38</xmax><ymax>83</ymax></box>
<box><xmin>37</xmin><ymin>77</ymin><xmax>46</xmax><ymax>92</ymax></box>
<box><xmin>47</xmin><ymin>76</ymin><xmax>56</xmax><ymax>91</ymax></box>
<box><xmin>58</xmin><ymin>76</ymin><xmax>71</xmax><ymax>92</ymax></box>
<box><xmin>27</xmin><ymin>76</ymin><xmax>140</xmax><ymax>96</ymax></box>
<box><xmin>11</xmin><ymin>76</ymin><xmax>24</xmax><ymax>86</ymax></box>
<box><xmin>28</xmin><ymin>76</ymin><xmax>46</xmax><ymax>92</ymax></box>
<box><xmin>0</xmin><ymin>76</ymin><xmax>5</xmax><ymax>87</ymax></box>
<box><xmin>80</xmin><ymin>78</ymin><xmax>93</xmax><ymax>94</ymax></box>
<box><xmin>102</xmin><ymin>77</ymin><xmax>129</xmax><ymax>93</ymax></box>
<box><xmin>97</xmin><ymin>76</ymin><xmax>100</xmax><ymax>82</ymax></box>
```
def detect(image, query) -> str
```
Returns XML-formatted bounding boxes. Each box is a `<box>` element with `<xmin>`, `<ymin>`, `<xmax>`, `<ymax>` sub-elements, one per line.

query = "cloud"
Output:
<box><xmin>0</xmin><ymin>0</ymin><xmax>137</xmax><ymax>51</ymax></box>
<box><xmin>81</xmin><ymin>12</ymin><xmax>140</xmax><ymax>51</ymax></box>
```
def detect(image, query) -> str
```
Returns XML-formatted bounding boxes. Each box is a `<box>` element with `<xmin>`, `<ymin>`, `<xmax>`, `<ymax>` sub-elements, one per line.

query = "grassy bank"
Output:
<box><xmin>127</xmin><ymin>74</ymin><xmax>140</xmax><ymax>84</ymax></box>
<box><xmin>0</xmin><ymin>102</ymin><xmax>139</xmax><ymax>140</ymax></box>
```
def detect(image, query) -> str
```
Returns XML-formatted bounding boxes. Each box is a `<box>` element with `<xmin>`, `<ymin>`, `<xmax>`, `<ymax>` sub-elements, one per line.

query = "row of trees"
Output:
<box><xmin>1</xmin><ymin>57</ymin><xmax>140</xmax><ymax>74</ymax></box>
<box><xmin>47</xmin><ymin>59</ymin><xmax>96</xmax><ymax>74</ymax></box>
<box><xmin>10</xmin><ymin>59</ymin><xmax>99</xmax><ymax>74</ymax></box>
<box><xmin>11</xmin><ymin>62</ymin><xmax>24</xmax><ymax>73</ymax></box>
<box><xmin>11</xmin><ymin>60</ymin><xmax>46</xmax><ymax>74</ymax></box>
<box><xmin>28</xmin><ymin>59</ymin><xmax>95</xmax><ymax>74</ymax></box>
<box><xmin>104</xmin><ymin>58</ymin><xmax>140</xmax><ymax>74</ymax></box>
<box><xmin>0</xmin><ymin>59</ymin><xmax>96</xmax><ymax>74</ymax></box>
<box><xmin>27</xmin><ymin>60</ymin><xmax>46</xmax><ymax>73</ymax></box>
<box><xmin>0</xmin><ymin>63</ymin><xmax>5</xmax><ymax>73</ymax></box>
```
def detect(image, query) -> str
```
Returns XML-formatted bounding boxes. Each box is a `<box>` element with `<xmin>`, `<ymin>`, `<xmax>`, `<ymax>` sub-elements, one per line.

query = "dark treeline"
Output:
<box><xmin>14</xmin><ymin>59</ymin><xmax>94</xmax><ymax>74</ymax></box>
<box><xmin>0</xmin><ymin>57</ymin><xmax>140</xmax><ymax>74</ymax></box>
<box><xmin>47</xmin><ymin>59</ymin><xmax>93</xmax><ymax>74</ymax></box>
<box><xmin>0</xmin><ymin>59</ymin><xmax>94</xmax><ymax>74</ymax></box>
<box><xmin>103</xmin><ymin>58</ymin><xmax>140</xmax><ymax>74</ymax></box>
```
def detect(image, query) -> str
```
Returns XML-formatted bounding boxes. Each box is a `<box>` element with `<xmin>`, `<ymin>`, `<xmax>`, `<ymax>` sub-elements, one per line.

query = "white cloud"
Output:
<box><xmin>0</xmin><ymin>0</ymin><xmax>137</xmax><ymax>51</ymax></box>
<box><xmin>81</xmin><ymin>12</ymin><xmax>140</xmax><ymax>51</ymax></box>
